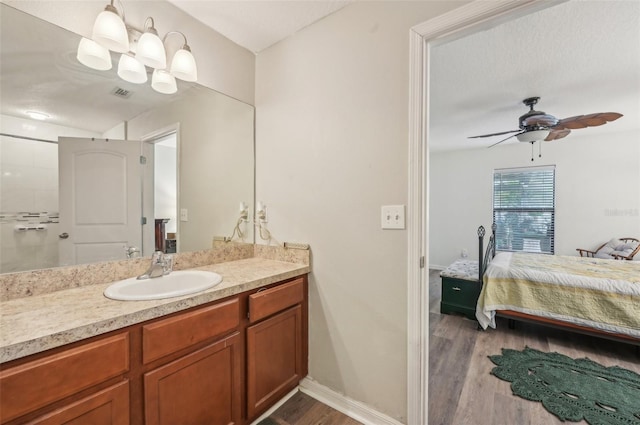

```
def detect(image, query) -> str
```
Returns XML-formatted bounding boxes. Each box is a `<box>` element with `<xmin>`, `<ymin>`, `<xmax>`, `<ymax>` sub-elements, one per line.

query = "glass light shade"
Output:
<box><xmin>91</xmin><ymin>8</ymin><xmax>129</xmax><ymax>53</ymax></box>
<box><xmin>136</xmin><ymin>31</ymin><xmax>166</xmax><ymax>69</ymax></box>
<box><xmin>516</xmin><ymin>129</ymin><xmax>551</xmax><ymax>143</ymax></box>
<box><xmin>118</xmin><ymin>54</ymin><xmax>147</xmax><ymax>84</ymax></box>
<box><xmin>77</xmin><ymin>37</ymin><xmax>112</xmax><ymax>71</ymax></box>
<box><xmin>151</xmin><ymin>69</ymin><xmax>177</xmax><ymax>94</ymax></box>
<box><xmin>170</xmin><ymin>48</ymin><xmax>197</xmax><ymax>82</ymax></box>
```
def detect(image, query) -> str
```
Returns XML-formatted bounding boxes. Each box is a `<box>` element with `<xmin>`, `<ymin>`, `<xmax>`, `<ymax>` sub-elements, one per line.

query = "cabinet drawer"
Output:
<box><xmin>29</xmin><ymin>381</ymin><xmax>129</xmax><ymax>425</ymax></box>
<box><xmin>143</xmin><ymin>298</ymin><xmax>239</xmax><ymax>364</ymax></box>
<box><xmin>441</xmin><ymin>277</ymin><xmax>481</xmax><ymax>308</ymax></box>
<box><xmin>249</xmin><ymin>278</ymin><xmax>304</xmax><ymax>323</ymax></box>
<box><xmin>0</xmin><ymin>333</ymin><xmax>129</xmax><ymax>423</ymax></box>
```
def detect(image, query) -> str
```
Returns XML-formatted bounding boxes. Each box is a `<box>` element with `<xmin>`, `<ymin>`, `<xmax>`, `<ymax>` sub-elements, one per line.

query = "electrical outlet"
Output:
<box><xmin>180</xmin><ymin>208</ymin><xmax>188</xmax><ymax>222</ymax></box>
<box><xmin>461</xmin><ymin>249</ymin><xmax>468</xmax><ymax>258</ymax></box>
<box><xmin>381</xmin><ymin>205</ymin><xmax>405</xmax><ymax>229</ymax></box>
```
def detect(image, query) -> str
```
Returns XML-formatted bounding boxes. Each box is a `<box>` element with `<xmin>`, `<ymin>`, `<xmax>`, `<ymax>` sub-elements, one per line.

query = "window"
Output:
<box><xmin>493</xmin><ymin>166</ymin><xmax>555</xmax><ymax>254</ymax></box>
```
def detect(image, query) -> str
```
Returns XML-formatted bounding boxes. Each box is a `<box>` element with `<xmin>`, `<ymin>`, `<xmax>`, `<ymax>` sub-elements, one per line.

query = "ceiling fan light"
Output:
<box><xmin>151</xmin><ymin>69</ymin><xmax>177</xmax><ymax>94</ymax></box>
<box><xmin>77</xmin><ymin>37</ymin><xmax>112</xmax><ymax>71</ymax></box>
<box><xmin>91</xmin><ymin>5</ymin><xmax>129</xmax><ymax>53</ymax></box>
<box><xmin>117</xmin><ymin>54</ymin><xmax>147</xmax><ymax>84</ymax></box>
<box><xmin>516</xmin><ymin>129</ymin><xmax>551</xmax><ymax>143</ymax></box>
<box><xmin>170</xmin><ymin>47</ymin><xmax>197</xmax><ymax>82</ymax></box>
<box><xmin>136</xmin><ymin>28</ymin><xmax>166</xmax><ymax>69</ymax></box>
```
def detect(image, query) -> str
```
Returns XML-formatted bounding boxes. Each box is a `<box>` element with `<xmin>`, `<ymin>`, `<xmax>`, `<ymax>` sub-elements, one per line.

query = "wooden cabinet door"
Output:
<box><xmin>246</xmin><ymin>305</ymin><xmax>302</xmax><ymax>420</ymax></box>
<box><xmin>28</xmin><ymin>381</ymin><xmax>129</xmax><ymax>425</ymax></box>
<box><xmin>144</xmin><ymin>333</ymin><xmax>241</xmax><ymax>425</ymax></box>
<box><xmin>0</xmin><ymin>333</ymin><xmax>129</xmax><ymax>424</ymax></box>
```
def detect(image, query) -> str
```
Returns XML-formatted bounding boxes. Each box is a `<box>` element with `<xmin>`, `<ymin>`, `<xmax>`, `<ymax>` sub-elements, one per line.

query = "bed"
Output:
<box><xmin>475</xmin><ymin>227</ymin><xmax>640</xmax><ymax>345</ymax></box>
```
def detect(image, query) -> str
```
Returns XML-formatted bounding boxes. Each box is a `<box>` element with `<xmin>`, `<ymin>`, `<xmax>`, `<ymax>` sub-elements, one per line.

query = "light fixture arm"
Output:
<box><xmin>143</xmin><ymin>16</ymin><xmax>159</xmax><ymax>36</ymax></box>
<box><xmin>163</xmin><ymin>31</ymin><xmax>191</xmax><ymax>51</ymax></box>
<box><xmin>105</xmin><ymin>0</ymin><xmax>126</xmax><ymax>23</ymax></box>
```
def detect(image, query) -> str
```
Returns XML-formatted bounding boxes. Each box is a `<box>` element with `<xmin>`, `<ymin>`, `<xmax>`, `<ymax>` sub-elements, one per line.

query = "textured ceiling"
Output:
<box><xmin>165</xmin><ymin>0</ymin><xmax>352</xmax><ymax>53</ymax></box>
<box><xmin>429</xmin><ymin>0</ymin><xmax>640</xmax><ymax>152</ymax></box>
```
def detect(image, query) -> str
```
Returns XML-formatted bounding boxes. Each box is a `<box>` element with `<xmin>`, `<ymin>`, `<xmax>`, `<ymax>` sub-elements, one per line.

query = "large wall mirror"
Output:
<box><xmin>0</xmin><ymin>4</ymin><xmax>255</xmax><ymax>274</ymax></box>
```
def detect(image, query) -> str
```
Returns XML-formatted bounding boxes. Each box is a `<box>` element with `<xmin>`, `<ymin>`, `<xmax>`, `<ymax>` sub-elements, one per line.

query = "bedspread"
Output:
<box><xmin>476</xmin><ymin>252</ymin><xmax>640</xmax><ymax>338</ymax></box>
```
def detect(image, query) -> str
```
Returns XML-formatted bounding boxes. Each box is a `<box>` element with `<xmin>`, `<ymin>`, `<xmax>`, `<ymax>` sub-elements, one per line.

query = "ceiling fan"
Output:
<box><xmin>468</xmin><ymin>97</ymin><xmax>623</xmax><ymax>148</ymax></box>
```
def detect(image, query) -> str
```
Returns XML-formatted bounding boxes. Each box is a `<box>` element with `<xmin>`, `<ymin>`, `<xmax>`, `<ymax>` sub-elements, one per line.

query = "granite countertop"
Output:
<box><xmin>0</xmin><ymin>257</ymin><xmax>310</xmax><ymax>363</ymax></box>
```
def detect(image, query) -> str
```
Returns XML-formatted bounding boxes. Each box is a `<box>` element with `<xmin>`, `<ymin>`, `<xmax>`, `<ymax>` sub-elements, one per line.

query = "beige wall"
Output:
<box><xmin>3</xmin><ymin>0</ymin><xmax>255</xmax><ymax>105</ymax></box>
<box><xmin>126</xmin><ymin>88</ymin><xmax>255</xmax><ymax>253</ymax></box>
<box><xmin>255</xmin><ymin>2</ymin><xmax>466</xmax><ymax>422</ymax></box>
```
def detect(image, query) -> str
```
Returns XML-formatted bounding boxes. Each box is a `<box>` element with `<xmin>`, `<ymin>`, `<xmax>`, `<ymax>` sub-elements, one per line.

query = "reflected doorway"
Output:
<box><xmin>144</xmin><ymin>131</ymin><xmax>178</xmax><ymax>256</ymax></box>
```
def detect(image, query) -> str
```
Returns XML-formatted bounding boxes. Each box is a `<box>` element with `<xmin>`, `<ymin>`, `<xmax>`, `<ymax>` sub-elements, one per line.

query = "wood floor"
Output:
<box><xmin>264</xmin><ymin>269</ymin><xmax>639</xmax><ymax>425</ymax></box>
<box><xmin>428</xmin><ymin>269</ymin><xmax>639</xmax><ymax>425</ymax></box>
<box><xmin>264</xmin><ymin>391</ymin><xmax>362</xmax><ymax>425</ymax></box>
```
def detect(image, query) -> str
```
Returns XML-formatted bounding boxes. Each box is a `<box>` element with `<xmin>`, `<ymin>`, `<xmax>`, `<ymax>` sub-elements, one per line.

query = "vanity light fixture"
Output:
<box><xmin>151</xmin><ymin>69</ymin><xmax>177</xmax><ymax>94</ymax></box>
<box><xmin>135</xmin><ymin>17</ymin><xmax>166</xmax><ymax>69</ymax></box>
<box><xmin>91</xmin><ymin>1</ymin><xmax>129</xmax><ymax>53</ymax></box>
<box><xmin>165</xmin><ymin>32</ymin><xmax>198</xmax><ymax>82</ymax></box>
<box><xmin>76</xmin><ymin>37</ymin><xmax>113</xmax><ymax>71</ymax></box>
<box><xmin>117</xmin><ymin>54</ymin><xmax>147</xmax><ymax>84</ymax></box>
<box><xmin>77</xmin><ymin>0</ymin><xmax>198</xmax><ymax>94</ymax></box>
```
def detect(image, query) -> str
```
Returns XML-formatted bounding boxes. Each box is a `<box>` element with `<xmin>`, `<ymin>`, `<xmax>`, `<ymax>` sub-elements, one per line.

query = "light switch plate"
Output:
<box><xmin>381</xmin><ymin>205</ymin><xmax>405</xmax><ymax>229</ymax></box>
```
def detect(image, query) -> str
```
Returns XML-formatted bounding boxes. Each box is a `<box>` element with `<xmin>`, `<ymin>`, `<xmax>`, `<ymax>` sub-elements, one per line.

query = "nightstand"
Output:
<box><xmin>440</xmin><ymin>259</ymin><xmax>481</xmax><ymax>321</ymax></box>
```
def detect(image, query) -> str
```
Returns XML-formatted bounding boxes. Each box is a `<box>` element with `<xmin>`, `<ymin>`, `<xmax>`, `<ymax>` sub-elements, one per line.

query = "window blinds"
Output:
<box><xmin>493</xmin><ymin>166</ymin><xmax>555</xmax><ymax>254</ymax></box>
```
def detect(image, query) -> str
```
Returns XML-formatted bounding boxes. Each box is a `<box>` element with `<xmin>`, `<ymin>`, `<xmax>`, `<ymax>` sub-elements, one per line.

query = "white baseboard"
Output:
<box><xmin>249</xmin><ymin>387</ymin><xmax>299</xmax><ymax>425</ymax></box>
<box><xmin>299</xmin><ymin>377</ymin><xmax>404</xmax><ymax>425</ymax></box>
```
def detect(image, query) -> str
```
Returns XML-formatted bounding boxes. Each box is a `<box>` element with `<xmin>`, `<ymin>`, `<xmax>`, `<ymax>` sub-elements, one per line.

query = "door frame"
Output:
<box><xmin>406</xmin><ymin>1</ymin><xmax>564</xmax><ymax>423</ymax></box>
<box><xmin>140</xmin><ymin>124</ymin><xmax>181</xmax><ymax>256</ymax></box>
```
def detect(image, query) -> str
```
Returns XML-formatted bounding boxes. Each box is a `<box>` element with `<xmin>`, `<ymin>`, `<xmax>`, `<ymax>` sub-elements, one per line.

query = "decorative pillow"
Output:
<box><xmin>610</xmin><ymin>241</ymin><xmax>639</xmax><ymax>258</ymax></box>
<box><xmin>605</xmin><ymin>238</ymin><xmax>623</xmax><ymax>249</ymax></box>
<box><xmin>595</xmin><ymin>249</ymin><xmax>614</xmax><ymax>259</ymax></box>
<box><xmin>611</xmin><ymin>248</ymin><xmax>633</xmax><ymax>257</ymax></box>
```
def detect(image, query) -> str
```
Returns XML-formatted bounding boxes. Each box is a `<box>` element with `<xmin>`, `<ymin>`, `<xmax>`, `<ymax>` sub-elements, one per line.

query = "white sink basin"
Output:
<box><xmin>104</xmin><ymin>270</ymin><xmax>223</xmax><ymax>301</ymax></box>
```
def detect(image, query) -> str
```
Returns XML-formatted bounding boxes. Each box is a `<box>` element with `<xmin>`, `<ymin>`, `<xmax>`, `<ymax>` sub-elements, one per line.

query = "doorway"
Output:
<box><xmin>142</xmin><ymin>130</ymin><xmax>179</xmax><ymax>257</ymax></box>
<box><xmin>406</xmin><ymin>1</ymin><xmax>563</xmax><ymax>423</ymax></box>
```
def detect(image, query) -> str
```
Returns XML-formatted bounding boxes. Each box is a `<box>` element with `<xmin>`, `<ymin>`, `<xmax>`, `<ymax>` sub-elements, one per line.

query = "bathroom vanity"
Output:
<box><xmin>0</xmin><ymin>248</ymin><xmax>309</xmax><ymax>425</ymax></box>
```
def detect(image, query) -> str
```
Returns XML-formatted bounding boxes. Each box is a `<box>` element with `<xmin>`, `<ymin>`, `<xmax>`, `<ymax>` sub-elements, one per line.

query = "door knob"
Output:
<box><xmin>58</xmin><ymin>232</ymin><xmax>69</xmax><ymax>239</ymax></box>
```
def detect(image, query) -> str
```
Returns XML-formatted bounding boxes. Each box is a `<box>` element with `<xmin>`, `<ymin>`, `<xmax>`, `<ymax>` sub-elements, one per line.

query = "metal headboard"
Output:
<box><xmin>478</xmin><ymin>223</ymin><xmax>496</xmax><ymax>281</ymax></box>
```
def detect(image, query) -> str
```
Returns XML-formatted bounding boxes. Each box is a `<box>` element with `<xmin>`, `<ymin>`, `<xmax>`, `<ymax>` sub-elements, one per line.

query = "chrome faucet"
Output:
<box><xmin>137</xmin><ymin>251</ymin><xmax>173</xmax><ymax>280</ymax></box>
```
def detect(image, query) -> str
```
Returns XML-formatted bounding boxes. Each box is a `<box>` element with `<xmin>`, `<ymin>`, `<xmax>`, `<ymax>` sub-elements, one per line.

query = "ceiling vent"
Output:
<box><xmin>110</xmin><ymin>87</ymin><xmax>133</xmax><ymax>99</ymax></box>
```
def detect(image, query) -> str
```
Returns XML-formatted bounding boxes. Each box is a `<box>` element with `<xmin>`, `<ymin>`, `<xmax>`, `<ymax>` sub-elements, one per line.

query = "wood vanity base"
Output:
<box><xmin>0</xmin><ymin>275</ymin><xmax>308</xmax><ymax>425</ymax></box>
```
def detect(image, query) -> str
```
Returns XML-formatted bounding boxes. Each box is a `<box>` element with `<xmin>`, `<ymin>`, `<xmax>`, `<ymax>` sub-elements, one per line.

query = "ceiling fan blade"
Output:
<box><xmin>488</xmin><ymin>132</ymin><xmax>522</xmax><ymax>148</ymax></box>
<box><xmin>555</xmin><ymin>112</ymin><xmax>623</xmax><ymax>130</ymax></box>
<box><xmin>468</xmin><ymin>129</ymin><xmax>521</xmax><ymax>139</ymax></box>
<box><xmin>545</xmin><ymin>129</ymin><xmax>571</xmax><ymax>141</ymax></box>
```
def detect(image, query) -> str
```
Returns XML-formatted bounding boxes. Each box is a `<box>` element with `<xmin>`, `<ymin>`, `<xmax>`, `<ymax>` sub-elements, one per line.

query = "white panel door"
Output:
<box><xmin>58</xmin><ymin>138</ymin><xmax>142</xmax><ymax>266</ymax></box>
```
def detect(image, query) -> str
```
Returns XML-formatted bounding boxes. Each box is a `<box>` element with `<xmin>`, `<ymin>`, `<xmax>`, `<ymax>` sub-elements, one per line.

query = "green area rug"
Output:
<box><xmin>489</xmin><ymin>347</ymin><xmax>640</xmax><ymax>424</ymax></box>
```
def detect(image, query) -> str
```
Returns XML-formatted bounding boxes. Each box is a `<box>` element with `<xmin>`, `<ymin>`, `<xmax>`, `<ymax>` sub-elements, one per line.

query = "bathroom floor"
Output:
<box><xmin>265</xmin><ymin>391</ymin><xmax>362</xmax><ymax>424</ymax></box>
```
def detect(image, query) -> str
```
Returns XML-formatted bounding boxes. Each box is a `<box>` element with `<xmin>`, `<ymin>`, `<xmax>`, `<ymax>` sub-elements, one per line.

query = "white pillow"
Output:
<box><xmin>605</xmin><ymin>238</ymin><xmax>623</xmax><ymax>249</ymax></box>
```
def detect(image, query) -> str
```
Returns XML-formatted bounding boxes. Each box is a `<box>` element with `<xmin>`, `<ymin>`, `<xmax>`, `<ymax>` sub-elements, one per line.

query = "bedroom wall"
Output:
<box><xmin>429</xmin><ymin>129</ymin><xmax>640</xmax><ymax>269</ymax></box>
<box><xmin>255</xmin><ymin>1</ymin><xmax>468</xmax><ymax>422</ymax></box>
